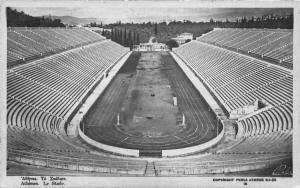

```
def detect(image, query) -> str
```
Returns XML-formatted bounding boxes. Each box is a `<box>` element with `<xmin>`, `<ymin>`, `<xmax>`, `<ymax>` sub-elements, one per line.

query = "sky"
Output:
<box><xmin>13</xmin><ymin>2</ymin><xmax>293</xmax><ymax>24</ymax></box>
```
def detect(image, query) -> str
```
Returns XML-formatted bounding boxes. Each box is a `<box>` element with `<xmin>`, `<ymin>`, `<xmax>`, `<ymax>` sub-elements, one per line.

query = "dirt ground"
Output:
<box><xmin>119</xmin><ymin>52</ymin><xmax>181</xmax><ymax>138</ymax></box>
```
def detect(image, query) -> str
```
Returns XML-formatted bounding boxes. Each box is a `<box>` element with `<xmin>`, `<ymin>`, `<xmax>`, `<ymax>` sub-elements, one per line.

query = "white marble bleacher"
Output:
<box><xmin>172</xmin><ymin>38</ymin><xmax>292</xmax><ymax>174</ymax></box>
<box><xmin>6</xmin><ymin>28</ymin><xmax>149</xmax><ymax>175</ymax></box>
<box><xmin>154</xmin><ymin>126</ymin><xmax>291</xmax><ymax>175</ymax></box>
<box><xmin>8</xmin><ymin>31</ymin><xmax>51</xmax><ymax>55</ymax></box>
<box><xmin>198</xmin><ymin>28</ymin><xmax>293</xmax><ymax>64</ymax></box>
<box><xmin>7</xmin><ymin>28</ymin><xmax>106</xmax><ymax>65</ymax></box>
<box><xmin>8</xmin><ymin>38</ymin><xmax>39</xmax><ymax>59</ymax></box>
<box><xmin>7</xmin><ymin>40</ymin><xmax>129</xmax><ymax>134</ymax></box>
<box><xmin>7</xmin><ymin>125</ymin><xmax>147</xmax><ymax>174</ymax></box>
<box><xmin>17</xmin><ymin>30</ymin><xmax>64</xmax><ymax>52</ymax></box>
<box><xmin>174</xmin><ymin>41</ymin><xmax>292</xmax><ymax>112</ymax></box>
<box><xmin>237</xmin><ymin>102</ymin><xmax>293</xmax><ymax>137</ymax></box>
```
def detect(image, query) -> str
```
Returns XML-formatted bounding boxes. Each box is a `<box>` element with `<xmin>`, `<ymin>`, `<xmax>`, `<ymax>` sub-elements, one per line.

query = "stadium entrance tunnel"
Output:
<box><xmin>139</xmin><ymin>150</ymin><xmax>162</xmax><ymax>158</ymax></box>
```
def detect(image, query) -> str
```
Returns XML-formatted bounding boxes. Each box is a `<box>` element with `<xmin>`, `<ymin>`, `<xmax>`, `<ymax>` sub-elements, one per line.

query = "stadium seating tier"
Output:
<box><xmin>7</xmin><ymin>28</ymin><xmax>106</xmax><ymax>66</ymax></box>
<box><xmin>197</xmin><ymin>28</ymin><xmax>293</xmax><ymax>65</ymax></box>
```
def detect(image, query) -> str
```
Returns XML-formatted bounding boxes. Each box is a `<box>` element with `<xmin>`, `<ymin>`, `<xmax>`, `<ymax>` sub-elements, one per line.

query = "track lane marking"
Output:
<box><xmin>118</xmin><ymin>137</ymin><xmax>129</xmax><ymax>144</ymax></box>
<box><xmin>172</xmin><ymin>135</ymin><xmax>190</xmax><ymax>144</ymax></box>
<box><xmin>176</xmin><ymin>76</ymin><xmax>212</xmax><ymax>142</ymax></box>
<box><xmin>165</xmin><ymin>56</ymin><xmax>215</xmax><ymax>144</ymax></box>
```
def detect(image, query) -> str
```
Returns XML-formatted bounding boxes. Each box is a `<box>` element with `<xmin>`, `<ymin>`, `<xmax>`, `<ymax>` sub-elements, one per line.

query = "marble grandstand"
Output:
<box><xmin>7</xmin><ymin>27</ymin><xmax>105</xmax><ymax>67</ymax></box>
<box><xmin>6</xmin><ymin>27</ymin><xmax>292</xmax><ymax>176</ymax></box>
<box><xmin>197</xmin><ymin>28</ymin><xmax>293</xmax><ymax>67</ymax></box>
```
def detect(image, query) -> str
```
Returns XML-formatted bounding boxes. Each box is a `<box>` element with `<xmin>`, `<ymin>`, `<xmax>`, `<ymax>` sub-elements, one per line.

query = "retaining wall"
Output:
<box><xmin>162</xmin><ymin>126</ymin><xmax>224</xmax><ymax>157</ymax></box>
<box><xmin>78</xmin><ymin>124</ymin><xmax>139</xmax><ymax>157</ymax></box>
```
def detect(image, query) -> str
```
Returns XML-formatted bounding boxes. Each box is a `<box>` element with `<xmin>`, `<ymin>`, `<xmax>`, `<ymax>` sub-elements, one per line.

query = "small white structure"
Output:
<box><xmin>230</xmin><ymin>99</ymin><xmax>268</xmax><ymax>119</ymax></box>
<box><xmin>133</xmin><ymin>36</ymin><xmax>168</xmax><ymax>51</ymax></box>
<box><xmin>173</xmin><ymin>97</ymin><xmax>177</xmax><ymax>106</ymax></box>
<box><xmin>182</xmin><ymin>114</ymin><xmax>186</xmax><ymax>126</ymax></box>
<box><xmin>86</xmin><ymin>27</ymin><xmax>112</xmax><ymax>33</ymax></box>
<box><xmin>117</xmin><ymin>113</ymin><xmax>120</xmax><ymax>125</ymax></box>
<box><xmin>172</xmin><ymin>32</ymin><xmax>193</xmax><ymax>46</ymax></box>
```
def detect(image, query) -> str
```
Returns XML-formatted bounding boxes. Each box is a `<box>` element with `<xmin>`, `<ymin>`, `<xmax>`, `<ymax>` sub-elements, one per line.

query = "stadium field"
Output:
<box><xmin>84</xmin><ymin>51</ymin><xmax>218</xmax><ymax>151</ymax></box>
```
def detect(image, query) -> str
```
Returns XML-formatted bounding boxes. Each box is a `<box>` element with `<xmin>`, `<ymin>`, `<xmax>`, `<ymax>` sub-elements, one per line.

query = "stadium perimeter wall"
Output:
<box><xmin>78</xmin><ymin>123</ymin><xmax>139</xmax><ymax>157</ymax></box>
<box><xmin>162</xmin><ymin>127</ymin><xmax>224</xmax><ymax>157</ymax></box>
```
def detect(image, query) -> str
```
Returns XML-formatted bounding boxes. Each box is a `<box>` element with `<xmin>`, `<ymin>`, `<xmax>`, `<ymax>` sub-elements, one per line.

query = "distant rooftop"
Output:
<box><xmin>180</xmin><ymin>32</ymin><xmax>193</xmax><ymax>35</ymax></box>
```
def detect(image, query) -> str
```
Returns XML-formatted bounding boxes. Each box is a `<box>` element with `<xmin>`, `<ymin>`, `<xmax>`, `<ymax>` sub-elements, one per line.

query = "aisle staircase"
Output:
<box><xmin>144</xmin><ymin>162</ymin><xmax>157</xmax><ymax>176</ymax></box>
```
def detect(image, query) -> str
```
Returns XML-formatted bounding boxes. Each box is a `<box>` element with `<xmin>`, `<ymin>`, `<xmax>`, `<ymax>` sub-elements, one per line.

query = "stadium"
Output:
<box><xmin>6</xmin><ymin>11</ymin><xmax>293</xmax><ymax>176</ymax></box>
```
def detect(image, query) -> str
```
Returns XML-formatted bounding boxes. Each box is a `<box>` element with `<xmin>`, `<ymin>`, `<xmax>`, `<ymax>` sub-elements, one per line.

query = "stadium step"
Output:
<box><xmin>224</xmin><ymin>120</ymin><xmax>238</xmax><ymax>139</ymax></box>
<box><xmin>144</xmin><ymin>162</ymin><xmax>157</xmax><ymax>176</ymax></box>
<box><xmin>139</xmin><ymin>150</ymin><xmax>162</xmax><ymax>158</ymax></box>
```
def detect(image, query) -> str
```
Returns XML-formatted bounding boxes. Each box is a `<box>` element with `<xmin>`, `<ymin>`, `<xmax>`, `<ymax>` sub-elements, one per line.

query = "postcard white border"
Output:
<box><xmin>1</xmin><ymin>1</ymin><xmax>300</xmax><ymax>188</ymax></box>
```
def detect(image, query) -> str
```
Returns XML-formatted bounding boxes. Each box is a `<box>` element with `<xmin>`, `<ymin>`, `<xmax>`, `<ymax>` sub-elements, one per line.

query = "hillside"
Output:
<box><xmin>45</xmin><ymin>16</ymin><xmax>100</xmax><ymax>25</ymax></box>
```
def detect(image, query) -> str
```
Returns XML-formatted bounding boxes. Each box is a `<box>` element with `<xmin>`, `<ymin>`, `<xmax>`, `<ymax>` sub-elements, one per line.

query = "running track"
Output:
<box><xmin>84</xmin><ymin>52</ymin><xmax>218</xmax><ymax>150</ymax></box>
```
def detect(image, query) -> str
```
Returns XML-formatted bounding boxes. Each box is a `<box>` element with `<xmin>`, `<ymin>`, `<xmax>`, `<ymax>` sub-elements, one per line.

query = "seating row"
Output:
<box><xmin>197</xmin><ymin>28</ymin><xmax>293</xmax><ymax>64</ymax></box>
<box><xmin>154</xmin><ymin>129</ymin><xmax>291</xmax><ymax>175</ymax></box>
<box><xmin>7</xmin><ymin>125</ymin><xmax>147</xmax><ymax>175</ymax></box>
<box><xmin>7</xmin><ymin>28</ymin><xmax>105</xmax><ymax>66</ymax></box>
<box><xmin>174</xmin><ymin>40</ymin><xmax>293</xmax><ymax>163</ymax></box>
<box><xmin>7</xmin><ymin>97</ymin><xmax>62</xmax><ymax>134</ymax></box>
<box><xmin>237</xmin><ymin>102</ymin><xmax>293</xmax><ymax>136</ymax></box>
<box><xmin>174</xmin><ymin>41</ymin><xmax>292</xmax><ymax>112</ymax></box>
<box><xmin>7</xmin><ymin>40</ymin><xmax>129</xmax><ymax>134</ymax></box>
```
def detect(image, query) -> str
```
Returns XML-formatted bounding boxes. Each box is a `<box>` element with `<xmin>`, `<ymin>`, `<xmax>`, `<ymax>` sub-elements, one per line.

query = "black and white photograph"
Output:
<box><xmin>0</xmin><ymin>0</ymin><xmax>299</xmax><ymax>187</ymax></box>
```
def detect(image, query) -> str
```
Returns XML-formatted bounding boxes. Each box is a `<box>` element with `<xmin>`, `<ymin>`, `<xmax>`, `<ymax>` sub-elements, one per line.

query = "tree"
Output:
<box><xmin>103</xmin><ymin>14</ymin><xmax>292</xmax><ymax>46</ymax></box>
<box><xmin>123</xmin><ymin>29</ymin><xmax>127</xmax><ymax>46</ymax></box>
<box><xmin>154</xmin><ymin>23</ymin><xmax>158</xmax><ymax>36</ymax></box>
<box><xmin>137</xmin><ymin>33</ymin><xmax>140</xmax><ymax>44</ymax></box>
<box><xmin>185</xmin><ymin>39</ymin><xmax>191</xmax><ymax>43</ymax></box>
<box><xmin>111</xmin><ymin>28</ymin><xmax>114</xmax><ymax>40</ymax></box>
<box><xmin>90</xmin><ymin>22</ymin><xmax>97</xmax><ymax>27</ymax></box>
<box><xmin>7</xmin><ymin>7</ymin><xmax>65</xmax><ymax>27</ymax></box>
<box><xmin>166</xmin><ymin>39</ymin><xmax>179</xmax><ymax>50</ymax></box>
